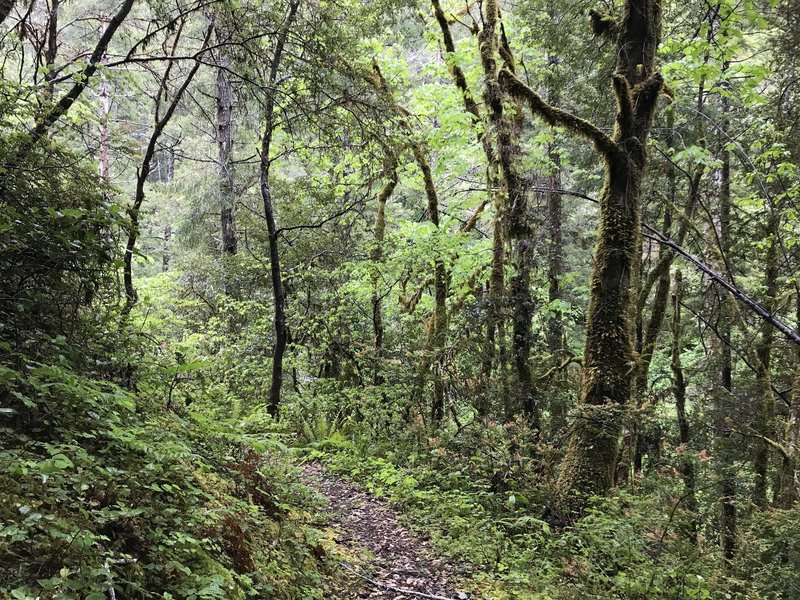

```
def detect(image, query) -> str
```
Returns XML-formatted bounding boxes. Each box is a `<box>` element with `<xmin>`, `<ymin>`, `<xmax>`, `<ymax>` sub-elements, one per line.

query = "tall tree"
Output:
<box><xmin>261</xmin><ymin>0</ymin><xmax>300</xmax><ymax>418</ymax></box>
<box><xmin>216</xmin><ymin>24</ymin><xmax>238</xmax><ymax>256</ymax></box>
<box><xmin>371</xmin><ymin>153</ymin><xmax>399</xmax><ymax>386</ymax></box>
<box><xmin>123</xmin><ymin>22</ymin><xmax>211</xmax><ymax>314</ymax></box>
<box><xmin>502</xmin><ymin>0</ymin><xmax>663</xmax><ymax>510</ymax></box>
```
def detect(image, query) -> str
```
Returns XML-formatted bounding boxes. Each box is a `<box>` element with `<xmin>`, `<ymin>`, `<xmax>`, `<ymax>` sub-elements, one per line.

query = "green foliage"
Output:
<box><xmin>0</xmin><ymin>138</ymin><xmax>122</xmax><ymax>356</ymax></box>
<box><xmin>0</xmin><ymin>347</ymin><xmax>328</xmax><ymax>599</ymax></box>
<box><xmin>3</xmin><ymin>0</ymin><xmax>800</xmax><ymax>597</ymax></box>
<box><xmin>732</xmin><ymin>506</ymin><xmax>800</xmax><ymax>599</ymax></box>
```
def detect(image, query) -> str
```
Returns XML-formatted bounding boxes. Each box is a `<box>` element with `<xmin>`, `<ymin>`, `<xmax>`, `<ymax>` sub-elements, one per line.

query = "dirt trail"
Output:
<box><xmin>300</xmin><ymin>462</ymin><xmax>469</xmax><ymax>600</ymax></box>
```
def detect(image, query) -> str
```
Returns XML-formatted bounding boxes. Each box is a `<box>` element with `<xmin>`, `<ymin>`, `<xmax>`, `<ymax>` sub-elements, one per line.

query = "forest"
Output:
<box><xmin>1</xmin><ymin>0</ymin><xmax>799</xmax><ymax>598</ymax></box>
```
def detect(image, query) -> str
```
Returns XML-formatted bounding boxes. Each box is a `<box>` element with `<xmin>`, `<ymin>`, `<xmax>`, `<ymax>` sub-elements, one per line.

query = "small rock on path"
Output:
<box><xmin>300</xmin><ymin>462</ymin><xmax>468</xmax><ymax>600</ymax></box>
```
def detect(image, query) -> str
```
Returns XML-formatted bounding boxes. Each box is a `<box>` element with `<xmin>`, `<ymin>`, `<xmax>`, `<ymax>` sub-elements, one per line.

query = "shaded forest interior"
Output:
<box><xmin>1</xmin><ymin>0</ymin><xmax>800</xmax><ymax>598</ymax></box>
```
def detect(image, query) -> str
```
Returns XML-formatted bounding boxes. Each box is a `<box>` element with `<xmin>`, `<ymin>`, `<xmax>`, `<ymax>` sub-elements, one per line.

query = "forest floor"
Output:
<box><xmin>300</xmin><ymin>462</ymin><xmax>470</xmax><ymax>600</ymax></box>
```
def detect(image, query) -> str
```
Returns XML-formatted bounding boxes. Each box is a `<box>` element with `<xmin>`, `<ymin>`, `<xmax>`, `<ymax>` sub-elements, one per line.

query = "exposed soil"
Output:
<box><xmin>300</xmin><ymin>462</ymin><xmax>469</xmax><ymax>600</ymax></box>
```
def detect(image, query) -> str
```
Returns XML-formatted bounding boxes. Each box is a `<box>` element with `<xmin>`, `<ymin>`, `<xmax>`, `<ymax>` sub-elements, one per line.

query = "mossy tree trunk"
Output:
<box><xmin>715</xmin><ymin>76</ymin><xmax>737</xmax><ymax>561</ymax></box>
<box><xmin>776</xmin><ymin>295</ymin><xmax>800</xmax><ymax>507</ymax></box>
<box><xmin>481</xmin><ymin>0</ymin><xmax>539</xmax><ymax>425</ymax></box>
<box><xmin>503</xmin><ymin>0</ymin><xmax>663</xmax><ymax>511</ymax></box>
<box><xmin>431</xmin><ymin>0</ymin><xmax>521</xmax><ymax>419</ymax></box>
<box><xmin>44</xmin><ymin>0</ymin><xmax>58</xmax><ymax>96</ymax></box>
<box><xmin>671</xmin><ymin>270</ymin><xmax>698</xmax><ymax>542</ymax></box>
<box><xmin>753</xmin><ymin>213</ymin><xmax>779</xmax><ymax>509</ymax></box>
<box><xmin>371</xmin><ymin>155</ymin><xmax>398</xmax><ymax>386</ymax></box>
<box><xmin>162</xmin><ymin>224</ymin><xmax>172</xmax><ymax>273</ymax></box>
<box><xmin>411</xmin><ymin>143</ymin><xmax>449</xmax><ymax>425</ymax></box>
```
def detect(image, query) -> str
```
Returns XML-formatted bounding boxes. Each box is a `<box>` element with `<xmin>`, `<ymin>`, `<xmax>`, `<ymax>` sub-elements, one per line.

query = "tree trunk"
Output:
<box><xmin>546</xmin><ymin>147</ymin><xmax>564</xmax><ymax>355</ymax></box>
<box><xmin>97</xmin><ymin>17</ymin><xmax>111</xmax><ymax>182</ymax></box>
<box><xmin>431</xmin><ymin>0</ymin><xmax>501</xmax><ymax>416</ymax></box>
<box><xmin>548</xmin><ymin>0</ymin><xmax>662</xmax><ymax>511</ymax></box>
<box><xmin>44</xmin><ymin>0</ymin><xmax>59</xmax><ymax>96</ymax></box>
<box><xmin>715</xmin><ymin>85</ymin><xmax>737</xmax><ymax>560</ymax></box>
<box><xmin>482</xmin><ymin>0</ymin><xmax>538</xmax><ymax>424</ymax></box>
<box><xmin>371</xmin><ymin>155</ymin><xmax>398</xmax><ymax>385</ymax></box>
<box><xmin>162</xmin><ymin>224</ymin><xmax>172</xmax><ymax>273</ymax></box>
<box><xmin>510</xmin><ymin>236</ymin><xmax>538</xmax><ymax>427</ymax></box>
<box><xmin>261</xmin><ymin>0</ymin><xmax>299</xmax><ymax>419</ymax></box>
<box><xmin>545</xmin><ymin>57</ymin><xmax>567</xmax><ymax>434</ymax></box>
<box><xmin>481</xmin><ymin>216</ymin><xmax>505</xmax><ymax>416</ymax></box>
<box><xmin>501</xmin><ymin>1</ymin><xmax>663</xmax><ymax>509</ymax></box>
<box><xmin>261</xmin><ymin>135</ymin><xmax>286</xmax><ymax>419</ymax></box>
<box><xmin>98</xmin><ymin>79</ymin><xmax>111</xmax><ymax>181</ymax></box>
<box><xmin>753</xmin><ymin>213</ymin><xmax>779</xmax><ymax>508</ymax></box>
<box><xmin>217</xmin><ymin>60</ymin><xmax>237</xmax><ymax>255</ymax></box>
<box><xmin>776</xmin><ymin>296</ymin><xmax>800</xmax><ymax>507</ymax></box>
<box><xmin>671</xmin><ymin>270</ymin><xmax>698</xmax><ymax>543</ymax></box>
<box><xmin>409</xmin><ymin>143</ymin><xmax>448</xmax><ymax>426</ymax></box>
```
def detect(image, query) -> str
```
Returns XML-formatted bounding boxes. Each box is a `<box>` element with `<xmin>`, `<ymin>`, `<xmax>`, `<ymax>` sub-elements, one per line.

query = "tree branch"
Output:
<box><xmin>431</xmin><ymin>0</ymin><xmax>480</xmax><ymax>121</ymax></box>
<box><xmin>499</xmin><ymin>68</ymin><xmax>619</xmax><ymax>157</ymax></box>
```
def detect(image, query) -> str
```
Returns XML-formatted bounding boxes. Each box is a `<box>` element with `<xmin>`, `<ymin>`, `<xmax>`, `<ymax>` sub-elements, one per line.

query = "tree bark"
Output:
<box><xmin>671</xmin><ymin>270</ymin><xmax>698</xmax><ymax>543</ymax></box>
<box><xmin>715</xmin><ymin>81</ymin><xmax>737</xmax><ymax>560</ymax></box>
<box><xmin>546</xmin><ymin>142</ymin><xmax>564</xmax><ymax>355</ymax></box>
<box><xmin>44</xmin><ymin>0</ymin><xmax>59</xmax><ymax>96</ymax></box>
<box><xmin>371</xmin><ymin>155</ymin><xmax>398</xmax><ymax>385</ymax></box>
<box><xmin>410</xmin><ymin>143</ymin><xmax>448</xmax><ymax>426</ymax></box>
<box><xmin>776</xmin><ymin>295</ymin><xmax>800</xmax><ymax>507</ymax></box>
<box><xmin>482</xmin><ymin>0</ymin><xmax>538</xmax><ymax>423</ymax></box>
<box><xmin>162</xmin><ymin>224</ymin><xmax>172</xmax><ymax>273</ymax></box>
<box><xmin>261</xmin><ymin>133</ymin><xmax>286</xmax><ymax>419</ymax></box>
<box><xmin>753</xmin><ymin>213</ymin><xmax>779</xmax><ymax>508</ymax></box>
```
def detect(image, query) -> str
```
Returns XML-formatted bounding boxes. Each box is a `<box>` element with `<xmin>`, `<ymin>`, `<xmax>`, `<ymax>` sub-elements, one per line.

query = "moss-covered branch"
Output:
<box><xmin>612</xmin><ymin>74</ymin><xmax>634</xmax><ymax>136</ymax></box>
<box><xmin>431</xmin><ymin>0</ymin><xmax>481</xmax><ymax>121</ymax></box>
<box><xmin>499</xmin><ymin>68</ymin><xmax>619</xmax><ymax>158</ymax></box>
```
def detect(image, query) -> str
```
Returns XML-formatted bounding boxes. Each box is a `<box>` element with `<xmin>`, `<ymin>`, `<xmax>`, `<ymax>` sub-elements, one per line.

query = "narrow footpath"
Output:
<box><xmin>300</xmin><ymin>463</ymin><xmax>469</xmax><ymax>600</ymax></box>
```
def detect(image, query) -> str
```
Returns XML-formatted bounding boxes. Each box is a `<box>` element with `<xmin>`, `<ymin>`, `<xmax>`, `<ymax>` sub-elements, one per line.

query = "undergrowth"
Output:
<box><xmin>0</xmin><ymin>353</ymin><xmax>330</xmax><ymax>599</ymax></box>
<box><xmin>301</xmin><ymin>421</ymin><xmax>800</xmax><ymax>600</ymax></box>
